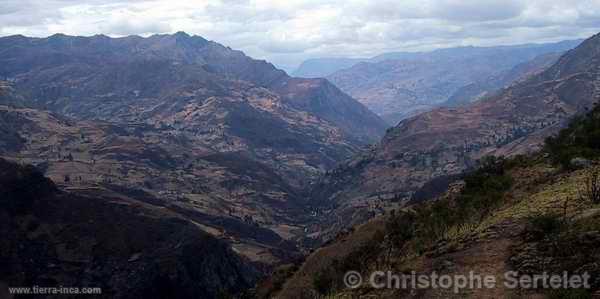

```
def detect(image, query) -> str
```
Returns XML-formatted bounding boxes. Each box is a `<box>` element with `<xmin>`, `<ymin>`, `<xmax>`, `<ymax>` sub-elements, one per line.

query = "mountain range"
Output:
<box><xmin>294</xmin><ymin>40</ymin><xmax>582</xmax><ymax>125</ymax></box>
<box><xmin>3</xmin><ymin>29</ymin><xmax>600</xmax><ymax>299</ymax></box>
<box><xmin>0</xmin><ymin>32</ymin><xmax>386</xmax><ymax>268</ymax></box>
<box><xmin>308</xmin><ymin>33</ymin><xmax>600</xmax><ymax>239</ymax></box>
<box><xmin>268</xmin><ymin>32</ymin><xmax>600</xmax><ymax>299</ymax></box>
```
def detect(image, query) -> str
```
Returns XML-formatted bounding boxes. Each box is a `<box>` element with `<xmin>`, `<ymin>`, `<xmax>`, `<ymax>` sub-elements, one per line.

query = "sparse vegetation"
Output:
<box><xmin>524</xmin><ymin>212</ymin><xmax>574</xmax><ymax>259</ymax></box>
<box><xmin>313</xmin><ymin>267</ymin><xmax>336</xmax><ymax>295</ymax></box>
<box><xmin>311</xmin><ymin>229</ymin><xmax>385</xmax><ymax>295</ymax></box>
<box><xmin>306</xmin><ymin>155</ymin><xmax>517</xmax><ymax>295</ymax></box>
<box><xmin>526</xmin><ymin>213</ymin><xmax>564</xmax><ymax>239</ymax></box>
<box><xmin>406</xmin><ymin>155</ymin><xmax>514</xmax><ymax>247</ymax></box>
<box><xmin>544</xmin><ymin>103</ymin><xmax>600</xmax><ymax>169</ymax></box>
<box><xmin>255</xmin><ymin>264</ymin><xmax>300</xmax><ymax>298</ymax></box>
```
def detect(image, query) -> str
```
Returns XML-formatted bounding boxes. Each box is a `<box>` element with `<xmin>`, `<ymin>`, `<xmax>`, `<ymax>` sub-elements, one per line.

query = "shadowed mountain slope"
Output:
<box><xmin>0</xmin><ymin>158</ymin><xmax>259</xmax><ymax>298</ymax></box>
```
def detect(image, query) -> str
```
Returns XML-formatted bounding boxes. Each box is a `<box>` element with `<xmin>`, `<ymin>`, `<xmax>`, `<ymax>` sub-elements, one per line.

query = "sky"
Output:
<box><xmin>1</xmin><ymin>0</ymin><xmax>600</xmax><ymax>72</ymax></box>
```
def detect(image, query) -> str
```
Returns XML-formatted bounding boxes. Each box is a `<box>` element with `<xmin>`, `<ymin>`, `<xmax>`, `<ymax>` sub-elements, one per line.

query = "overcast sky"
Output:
<box><xmin>1</xmin><ymin>0</ymin><xmax>600</xmax><ymax>71</ymax></box>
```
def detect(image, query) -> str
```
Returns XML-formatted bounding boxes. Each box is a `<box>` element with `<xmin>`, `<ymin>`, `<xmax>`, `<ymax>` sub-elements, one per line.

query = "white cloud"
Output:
<box><xmin>1</xmin><ymin>0</ymin><xmax>599</xmax><ymax>69</ymax></box>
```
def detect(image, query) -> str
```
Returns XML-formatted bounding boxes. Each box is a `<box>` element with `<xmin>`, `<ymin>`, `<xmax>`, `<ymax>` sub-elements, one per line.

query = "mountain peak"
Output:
<box><xmin>536</xmin><ymin>32</ymin><xmax>600</xmax><ymax>81</ymax></box>
<box><xmin>173</xmin><ymin>31</ymin><xmax>191</xmax><ymax>38</ymax></box>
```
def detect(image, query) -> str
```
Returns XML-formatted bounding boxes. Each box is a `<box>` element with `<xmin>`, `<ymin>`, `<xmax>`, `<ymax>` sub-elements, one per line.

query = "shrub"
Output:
<box><xmin>389</xmin><ymin>156</ymin><xmax>515</xmax><ymax>250</ymax></box>
<box><xmin>313</xmin><ymin>268</ymin><xmax>336</xmax><ymax>295</ymax></box>
<box><xmin>525</xmin><ymin>213</ymin><xmax>577</xmax><ymax>257</ymax></box>
<box><xmin>411</xmin><ymin>174</ymin><xmax>461</xmax><ymax>203</ymax></box>
<box><xmin>527</xmin><ymin>213</ymin><xmax>564</xmax><ymax>238</ymax></box>
<box><xmin>386</xmin><ymin>211</ymin><xmax>416</xmax><ymax>243</ymax></box>
<box><xmin>544</xmin><ymin>105</ymin><xmax>600</xmax><ymax>169</ymax></box>
<box><xmin>456</xmin><ymin>156</ymin><xmax>513</xmax><ymax>223</ymax></box>
<box><xmin>580</xmin><ymin>169</ymin><xmax>600</xmax><ymax>204</ymax></box>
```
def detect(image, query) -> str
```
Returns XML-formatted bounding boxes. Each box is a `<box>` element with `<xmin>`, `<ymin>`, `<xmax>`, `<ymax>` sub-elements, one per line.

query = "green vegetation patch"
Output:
<box><xmin>545</xmin><ymin>103</ymin><xmax>600</xmax><ymax>169</ymax></box>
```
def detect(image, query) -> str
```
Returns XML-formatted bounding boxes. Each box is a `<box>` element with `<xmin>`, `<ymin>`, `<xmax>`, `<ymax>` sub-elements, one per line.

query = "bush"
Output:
<box><xmin>388</xmin><ymin>156</ymin><xmax>515</xmax><ymax>249</ymax></box>
<box><xmin>313</xmin><ymin>268</ymin><xmax>336</xmax><ymax>295</ymax></box>
<box><xmin>544</xmin><ymin>105</ymin><xmax>600</xmax><ymax>169</ymax></box>
<box><xmin>526</xmin><ymin>213</ymin><xmax>564</xmax><ymax>239</ymax></box>
<box><xmin>456</xmin><ymin>156</ymin><xmax>513</xmax><ymax>223</ymax></box>
<box><xmin>580</xmin><ymin>169</ymin><xmax>600</xmax><ymax>204</ymax></box>
<box><xmin>525</xmin><ymin>213</ymin><xmax>577</xmax><ymax>258</ymax></box>
<box><xmin>411</xmin><ymin>174</ymin><xmax>461</xmax><ymax>203</ymax></box>
<box><xmin>386</xmin><ymin>211</ymin><xmax>416</xmax><ymax>243</ymax></box>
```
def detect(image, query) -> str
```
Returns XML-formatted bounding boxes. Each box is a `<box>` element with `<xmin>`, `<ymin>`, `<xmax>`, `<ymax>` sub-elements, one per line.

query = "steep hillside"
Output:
<box><xmin>271</xmin><ymin>77</ymin><xmax>386</xmax><ymax>143</ymax></box>
<box><xmin>445</xmin><ymin>52</ymin><xmax>563</xmax><ymax>107</ymax></box>
<box><xmin>275</xmin><ymin>107</ymin><xmax>600</xmax><ymax>297</ymax></box>
<box><xmin>279</xmin><ymin>161</ymin><xmax>600</xmax><ymax>298</ymax></box>
<box><xmin>0</xmin><ymin>81</ymin><xmax>317</xmax><ymax>265</ymax></box>
<box><xmin>0</xmin><ymin>101</ymin><xmax>311</xmax><ymax>265</ymax></box>
<box><xmin>0</xmin><ymin>33</ymin><xmax>387</xmax><ymax>265</ymax></box>
<box><xmin>310</xmin><ymin>33</ymin><xmax>600</xmax><ymax>239</ymax></box>
<box><xmin>293</xmin><ymin>58</ymin><xmax>364</xmax><ymax>78</ymax></box>
<box><xmin>325</xmin><ymin>40</ymin><xmax>581</xmax><ymax>124</ymax></box>
<box><xmin>0</xmin><ymin>158</ymin><xmax>258</xmax><ymax>298</ymax></box>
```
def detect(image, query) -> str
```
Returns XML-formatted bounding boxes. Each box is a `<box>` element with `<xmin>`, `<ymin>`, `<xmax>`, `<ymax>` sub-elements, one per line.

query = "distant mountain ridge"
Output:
<box><xmin>309</xmin><ymin>33</ymin><xmax>600</xmax><ymax>238</ymax></box>
<box><xmin>293</xmin><ymin>40</ymin><xmax>582</xmax><ymax>125</ymax></box>
<box><xmin>444</xmin><ymin>52</ymin><xmax>564</xmax><ymax>107</ymax></box>
<box><xmin>293</xmin><ymin>40</ymin><xmax>583</xmax><ymax>79</ymax></box>
<box><xmin>327</xmin><ymin>40</ymin><xmax>583</xmax><ymax>124</ymax></box>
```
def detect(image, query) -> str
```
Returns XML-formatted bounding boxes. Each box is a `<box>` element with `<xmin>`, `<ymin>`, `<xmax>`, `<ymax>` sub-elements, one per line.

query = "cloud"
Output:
<box><xmin>259</xmin><ymin>39</ymin><xmax>317</xmax><ymax>53</ymax></box>
<box><xmin>431</xmin><ymin>0</ymin><xmax>525</xmax><ymax>22</ymax></box>
<box><xmin>101</xmin><ymin>18</ymin><xmax>171</xmax><ymax>36</ymax></box>
<box><xmin>0</xmin><ymin>0</ymin><xmax>599</xmax><ymax>68</ymax></box>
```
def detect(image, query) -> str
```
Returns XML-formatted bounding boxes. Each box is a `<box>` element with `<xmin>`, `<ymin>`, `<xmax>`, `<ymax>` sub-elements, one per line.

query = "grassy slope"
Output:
<box><xmin>272</xmin><ymin>162</ymin><xmax>600</xmax><ymax>298</ymax></box>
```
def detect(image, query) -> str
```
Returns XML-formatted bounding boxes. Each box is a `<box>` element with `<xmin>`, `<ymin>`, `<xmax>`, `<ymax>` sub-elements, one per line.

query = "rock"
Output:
<box><xmin>128</xmin><ymin>253</ymin><xmax>142</xmax><ymax>262</ymax></box>
<box><xmin>570</xmin><ymin>157</ymin><xmax>592</xmax><ymax>169</ymax></box>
